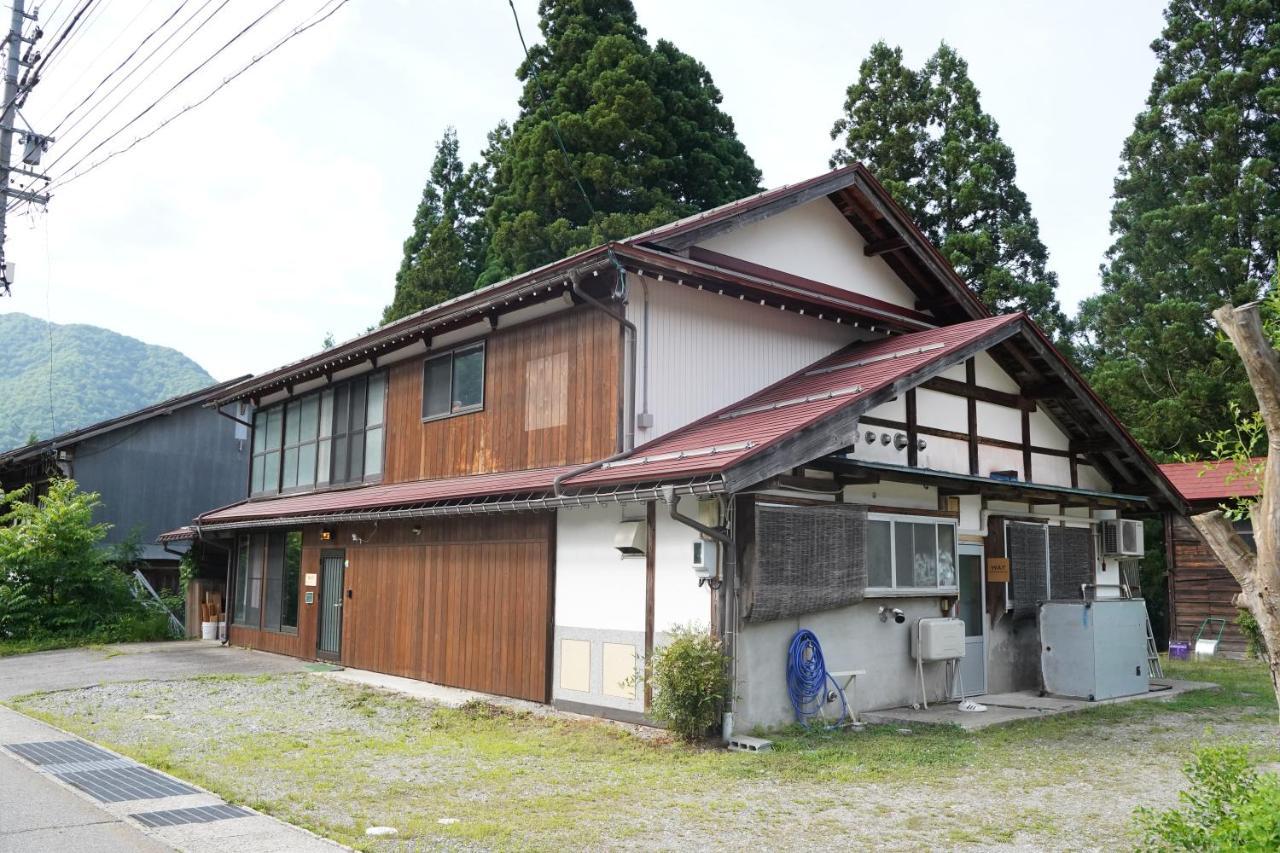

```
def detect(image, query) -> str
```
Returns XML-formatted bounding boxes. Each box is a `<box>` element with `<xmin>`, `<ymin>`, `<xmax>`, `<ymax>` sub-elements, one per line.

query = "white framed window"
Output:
<box><xmin>865</xmin><ymin>513</ymin><xmax>958</xmax><ymax>596</ymax></box>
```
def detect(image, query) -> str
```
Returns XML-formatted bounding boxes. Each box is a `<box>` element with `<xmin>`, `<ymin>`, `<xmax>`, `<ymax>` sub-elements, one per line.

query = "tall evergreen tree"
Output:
<box><xmin>383</xmin><ymin>128</ymin><xmax>491</xmax><ymax>324</ymax></box>
<box><xmin>830</xmin><ymin>42</ymin><xmax>1070</xmax><ymax>340</ymax></box>
<box><xmin>483</xmin><ymin>0</ymin><xmax>761</xmax><ymax>279</ymax></box>
<box><xmin>1075</xmin><ymin>0</ymin><xmax>1280</xmax><ymax>455</ymax></box>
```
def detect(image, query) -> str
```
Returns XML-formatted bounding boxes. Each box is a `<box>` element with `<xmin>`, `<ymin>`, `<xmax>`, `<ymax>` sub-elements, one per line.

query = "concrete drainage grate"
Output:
<box><xmin>130</xmin><ymin>805</ymin><xmax>252</xmax><ymax>827</ymax></box>
<box><xmin>51</xmin><ymin>766</ymin><xmax>199</xmax><ymax>802</ymax></box>
<box><xmin>5</xmin><ymin>739</ymin><xmax>117</xmax><ymax>765</ymax></box>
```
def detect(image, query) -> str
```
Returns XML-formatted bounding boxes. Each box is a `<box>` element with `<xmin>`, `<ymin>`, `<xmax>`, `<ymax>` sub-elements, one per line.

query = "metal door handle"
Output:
<box><xmin>334</xmin><ymin>602</ymin><xmax>342</xmax><ymax>608</ymax></box>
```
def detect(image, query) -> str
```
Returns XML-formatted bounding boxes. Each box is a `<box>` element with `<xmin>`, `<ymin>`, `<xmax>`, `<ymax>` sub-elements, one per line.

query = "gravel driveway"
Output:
<box><xmin>0</xmin><ymin>640</ymin><xmax>307</xmax><ymax>700</ymax></box>
<box><xmin>8</xmin><ymin>660</ymin><xmax>1277</xmax><ymax>852</ymax></box>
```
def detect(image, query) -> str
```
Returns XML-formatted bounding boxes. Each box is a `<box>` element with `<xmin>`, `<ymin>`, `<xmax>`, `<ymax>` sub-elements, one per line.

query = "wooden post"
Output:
<box><xmin>645</xmin><ymin>501</ymin><xmax>656</xmax><ymax>710</ymax></box>
<box><xmin>906</xmin><ymin>389</ymin><xmax>918</xmax><ymax>467</ymax></box>
<box><xmin>966</xmin><ymin>359</ymin><xmax>979</xmax><ymax>475</ymax></box>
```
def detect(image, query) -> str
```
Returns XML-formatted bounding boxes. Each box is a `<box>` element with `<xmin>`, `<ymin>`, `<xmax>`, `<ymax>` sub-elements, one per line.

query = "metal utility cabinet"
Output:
<box><xmin>1039</xmin><ymin>600</ymin><xmax>1150</xmax><ymax>701</ymax></box>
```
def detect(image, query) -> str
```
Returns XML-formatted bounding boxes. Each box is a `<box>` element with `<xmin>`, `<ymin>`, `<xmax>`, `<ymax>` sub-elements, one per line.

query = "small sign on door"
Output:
<box><xmin>987</xmin><ymin>557</ymin><xmax>1010</xmax><ymax>583</ymax></box>
<box><xmin>304</xmin><ymin>573</ymin><xmax>317</xmax><ymax>587</ymax></box>
<box><xmin>304</xmin><ymin>591</ymin><xmax>315</xmax><ymax>605</ymax></box>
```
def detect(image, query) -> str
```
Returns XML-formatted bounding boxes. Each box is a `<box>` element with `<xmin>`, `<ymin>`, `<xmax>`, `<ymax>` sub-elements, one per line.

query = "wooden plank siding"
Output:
<box><xmin>339</xmin><ymin>515</ymin><xmax>554</xmax><ymax>702</ymax></box>
<box><xmin>383</xmin><ymin>307</ymin><xmax>620</xmax><ymax>483</ymax></box>
<box><xmin>1167</xmin><ymin>512</ymin><xmax>1248</xmax><ymax>658</ymax></box>
<box><xmin>226</xmin><ymin>516</ymin><xmax>555</xmax><ymax>701</ymax></box>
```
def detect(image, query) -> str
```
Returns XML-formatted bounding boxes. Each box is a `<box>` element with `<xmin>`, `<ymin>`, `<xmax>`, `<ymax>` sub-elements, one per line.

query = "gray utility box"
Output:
<box><xmin>1039</xmin><ymin>600</ymin><xmax>1150</xmax><ymax>701</ymax></box>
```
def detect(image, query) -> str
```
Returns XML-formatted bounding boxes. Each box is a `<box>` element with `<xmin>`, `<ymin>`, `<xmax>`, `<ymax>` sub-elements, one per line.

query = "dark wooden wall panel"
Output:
<box><xmin>1168</xmin><ymin>512</ymin><xmax>1247</xmax><ymax>658</ymax></box>
<box><xmin>383</xmin><ymin>308</ymin><xmax>619</xmax><ymax>484</ymax></box>
<box><xmin>331</xmin><ymin>515</ymin><xmax>554</xmax><ymax>702</ymax></box>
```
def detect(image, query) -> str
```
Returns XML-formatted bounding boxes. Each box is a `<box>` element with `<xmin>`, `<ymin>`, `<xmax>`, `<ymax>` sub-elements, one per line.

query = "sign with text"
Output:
<box><xmin>987</xmin><ymin>557</ymin><xmax>1010</xmax><ymax>583</ymax></box>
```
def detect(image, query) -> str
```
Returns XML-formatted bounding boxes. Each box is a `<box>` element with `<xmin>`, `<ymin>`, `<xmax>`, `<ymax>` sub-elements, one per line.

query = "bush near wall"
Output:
<box><xmin>645</xmin><ymin>624</ymin><xmax>732</xmax><ymax>742</ymax></box>
<box><xmin>0</xmin><ymin>479</ymin><xmax>174</xmax><ymax>646</ymax></box>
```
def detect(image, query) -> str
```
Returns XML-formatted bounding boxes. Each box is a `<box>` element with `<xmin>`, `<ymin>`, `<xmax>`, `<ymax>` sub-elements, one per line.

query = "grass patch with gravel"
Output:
<box><xmin>6</xmin><ymin>658</ymin><xmax>1276</xmax><ymax>851</ymax></box>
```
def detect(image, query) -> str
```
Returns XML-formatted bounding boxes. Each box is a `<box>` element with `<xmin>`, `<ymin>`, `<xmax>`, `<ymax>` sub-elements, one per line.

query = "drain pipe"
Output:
<box><xmin>554</xmin><ymin>266</ymin><xmax>638</xmax><ymax>497</ymax></box>
<box><xmin>660</xmin><ymin>485</ymin><xmax>731</xmax><ymax>544</ymax></box>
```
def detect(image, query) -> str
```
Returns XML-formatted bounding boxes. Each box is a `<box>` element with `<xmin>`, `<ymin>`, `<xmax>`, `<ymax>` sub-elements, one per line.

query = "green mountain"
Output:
<box><xmin>0</xmin><ymin>312</ymin><xmax>216</xmax><ymax>453</ymax></box>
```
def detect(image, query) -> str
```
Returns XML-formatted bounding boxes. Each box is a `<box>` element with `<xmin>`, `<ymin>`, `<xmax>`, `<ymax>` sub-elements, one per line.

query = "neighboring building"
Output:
<box><xmin>0</xmin><ymin>377</ymin><xmax>253</xmax><ymax>588</ymax></box>
<box><xmin>1159</xmin><ymin>458</ymin><xmax>1262</xmax><ymax>659</ymax></box>
<box><xmin>164</xmin><ymin>165</ymin><xmax>1184</xmax><ymax>729</ymax></box>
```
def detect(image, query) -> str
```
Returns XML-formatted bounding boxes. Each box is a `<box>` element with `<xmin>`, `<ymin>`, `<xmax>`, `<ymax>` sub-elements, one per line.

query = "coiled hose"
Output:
<box><xmin>786</xmin><ymin>628</ymin><xmax>847</xmax><ymax>727</ymax></box>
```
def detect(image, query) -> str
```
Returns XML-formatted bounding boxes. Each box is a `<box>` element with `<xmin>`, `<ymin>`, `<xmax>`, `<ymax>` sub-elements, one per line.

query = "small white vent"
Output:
<box><xmin>1100</xmin><ymin>519</ymin><xmax>1144</xmax><ymax>557</ymax></box>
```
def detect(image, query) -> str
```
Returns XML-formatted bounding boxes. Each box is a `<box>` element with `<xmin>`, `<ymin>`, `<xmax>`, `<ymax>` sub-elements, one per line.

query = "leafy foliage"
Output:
<box><xmin>384</xmin><ymin>0</ymin><xmax>762</xmax><ymax>318</ymax></box>
<box><xmin>382</xmin><ymin>126</ymin><xmax>496</xmax><ymax>323</ymax></box>
<box><xmin>830</xmin><ymin>42</ymin><xmax>1069</xmax><ymax>340</ymax></box>
<box><xmin>643</xmin><ymin>624</ymin><xmax>731</xmax><ymax>742</ymax></box>
<box><xmin>0</xmin><ymin>479</ymin><xmax>173</xmax><ymax>644</ymax></box>
<box><xmin>0</xmin><ymin>313</ymin><xmax>215</xmax><ymax>453</ymax></box>
<box><xmin>1075</xmin><ymin>0</ymin><xmax>1280</xmax><ymax>456</ymax></box>
<box><xmin>1238</xmin><ymin>608</ymin><xmax>1268</xmax><ymax>661</ymax></box>
<box><xmin>1135</xmin><ymin>744</ymin><xmax>1280</xmax><ymax>851</ymax></box>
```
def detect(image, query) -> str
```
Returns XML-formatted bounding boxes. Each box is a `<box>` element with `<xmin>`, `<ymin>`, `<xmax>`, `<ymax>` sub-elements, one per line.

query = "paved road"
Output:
<box><xmin>0</xmin><ymin>641</ymin><xmax>338</xmax><ymax>852</ymax></box>
<box><xmin>0</xmin><ymin>640</ymin><xmax>307</xmax><ymax>700</ymax></box>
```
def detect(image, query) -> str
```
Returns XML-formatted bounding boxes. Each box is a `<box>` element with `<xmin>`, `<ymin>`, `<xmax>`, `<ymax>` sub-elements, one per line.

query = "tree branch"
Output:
<box><xmin>1192</xmin><ymin>509</ymin><xmax>1258</xmax><ymax>595</ymax></box>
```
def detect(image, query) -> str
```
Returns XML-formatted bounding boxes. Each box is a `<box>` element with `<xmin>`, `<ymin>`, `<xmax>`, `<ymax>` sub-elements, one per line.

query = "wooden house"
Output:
<box><xmin>164</xmin><ymin>165</ymin><xmax>1185</xmax><ymax>728</ymax></box>
<box><xmin>1159</xmin><ymin>459</ymin><xmax>1262</xmax><ymax>659</ymax></box>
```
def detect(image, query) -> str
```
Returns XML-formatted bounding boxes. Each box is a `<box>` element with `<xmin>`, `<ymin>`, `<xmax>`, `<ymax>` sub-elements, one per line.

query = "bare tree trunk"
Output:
<box><xmin>1191</xmin><ymin>302</ymin><xmax>1280</xmax><ymax>719</ymax></box>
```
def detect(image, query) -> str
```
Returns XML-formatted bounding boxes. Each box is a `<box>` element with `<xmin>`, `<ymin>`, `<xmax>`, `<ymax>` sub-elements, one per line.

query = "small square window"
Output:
<box><xmin>423</xmin><ymin>342</ymin><xmax>486</xmax><ymax>420</ymax></box>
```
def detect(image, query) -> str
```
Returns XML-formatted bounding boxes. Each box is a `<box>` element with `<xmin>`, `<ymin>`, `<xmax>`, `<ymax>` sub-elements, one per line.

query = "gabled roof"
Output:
<box><xmin>566</xmin><ymin>315</ymin><xmax>1022</xmax><ymax>492</ymax></box>
<box><xmin>0</xmin><ymin>375</ymin><xmax>251</xmax><ymax>465</ymax></box>
<box><xmin>213</xmin><ymin>163</ymin><xmax>989</xmax><ymax>406</ymax></box>
<box><xmin>1158</xmin><ymin>459</ymin><xmax>1262</xmax><ymax>503</ymax></box>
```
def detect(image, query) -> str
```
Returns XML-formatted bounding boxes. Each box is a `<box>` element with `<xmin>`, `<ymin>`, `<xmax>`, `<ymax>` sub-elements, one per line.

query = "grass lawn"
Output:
<box><xmin>0</xmin><ymin>635</ymin><xmax>107</xmax><ymax>657</ymax></box>
<box><xmin>8</xmin><ymin>658</ymin><xmax>1277</xmax><ymax>851</ymax></box>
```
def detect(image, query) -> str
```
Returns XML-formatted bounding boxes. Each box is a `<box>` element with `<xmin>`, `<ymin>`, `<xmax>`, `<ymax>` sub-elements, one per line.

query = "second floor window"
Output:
<box><xmin>250</xmin><ymin>371</ymin><xmax>386</xmax><ymax>497</ymax></box>
<box><xmin>423</xmin><ymin>341</ymin><xmax>485</xmax><ymax>420</ymax></box>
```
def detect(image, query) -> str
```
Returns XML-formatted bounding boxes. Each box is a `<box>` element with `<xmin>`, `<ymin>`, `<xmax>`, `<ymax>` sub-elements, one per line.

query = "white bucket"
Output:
<box><xmin>201</xmin><ymin>621</ymin><xmax>217</xmax><ymax>640</ymax></box>
<box><xmin>217</xmin><ymin>621</ymin><xmax>226</xmax><ymax>640</ymax></box>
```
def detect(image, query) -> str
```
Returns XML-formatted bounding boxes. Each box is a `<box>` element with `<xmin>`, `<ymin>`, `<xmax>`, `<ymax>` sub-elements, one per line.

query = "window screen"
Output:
<box><xmin>745</xmin><ymin>503</ymin><xmax>868</xmax><ymax>622</ymax></box>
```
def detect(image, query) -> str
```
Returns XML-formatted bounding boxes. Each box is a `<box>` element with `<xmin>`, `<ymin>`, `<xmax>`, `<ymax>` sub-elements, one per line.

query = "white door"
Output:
<box><xmin>954</xmin><ymin>545</ymin><xmax>987</xmax><ymax>696</ymax></box>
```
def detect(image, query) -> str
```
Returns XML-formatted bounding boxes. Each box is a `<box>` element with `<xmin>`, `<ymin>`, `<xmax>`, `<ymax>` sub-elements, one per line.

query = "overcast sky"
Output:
<box><xmin>0</xmin><ymin>0</ymin><xmax>1166</xmax><ymax>382</ymax></box>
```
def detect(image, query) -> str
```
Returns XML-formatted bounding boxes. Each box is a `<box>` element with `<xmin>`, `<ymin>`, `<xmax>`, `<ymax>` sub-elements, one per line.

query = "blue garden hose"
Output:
<box><xmin>786</xmin><ymin>628</ymin><xmax>848</xmax><ymax>727</ymax></box>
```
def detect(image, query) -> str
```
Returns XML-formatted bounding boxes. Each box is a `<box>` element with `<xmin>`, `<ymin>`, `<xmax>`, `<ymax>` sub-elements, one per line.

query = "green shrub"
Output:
<box><xmin>1237</xmin><ymin>609</ymin><xmax>1268</xmax><ymax>662</ymax></box>
<box><xmin>1135</xmin><ymin>745</ymin><xmax>1280</xmax><ymax>851</ymax></box>
<box><xmin>0</xmin><ymin>479</ymin><xmax>174</xmax><ymax>645</ymax></box>
<box><xmin>644</xmin><ymin>624</ymin><xmax>731</xmax><ymax>742</ymax></box>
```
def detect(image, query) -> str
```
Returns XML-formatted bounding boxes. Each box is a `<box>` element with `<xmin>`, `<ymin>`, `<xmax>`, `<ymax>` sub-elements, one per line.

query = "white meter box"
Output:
<box><xmin>910</xmin><ymin>617</ymin><xmax>965</xmax><ymax>661</ymax></box>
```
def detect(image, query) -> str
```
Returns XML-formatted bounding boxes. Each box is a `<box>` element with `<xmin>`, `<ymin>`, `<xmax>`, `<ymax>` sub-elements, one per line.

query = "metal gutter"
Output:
<box><xmin>198</xmin><ymin>477</ymin><xmax>727</xmax><ymax>533</ymax></box>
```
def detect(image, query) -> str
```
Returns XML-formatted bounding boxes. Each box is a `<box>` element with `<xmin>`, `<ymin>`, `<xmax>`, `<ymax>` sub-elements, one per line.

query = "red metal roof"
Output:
<box><xmin>567</xmin><ymin>314</ymin><xmax>1023</xmax><ymax>488</ymax></box>
<box><xmin>1158</xmin><ymin>459</ymin><xmax>1263</xmax><ymax>503</ymax></box>
<box><xmin>199</xmin><ymin>465</ymin><xmax>581</xmax><ymax>524</ymax></box>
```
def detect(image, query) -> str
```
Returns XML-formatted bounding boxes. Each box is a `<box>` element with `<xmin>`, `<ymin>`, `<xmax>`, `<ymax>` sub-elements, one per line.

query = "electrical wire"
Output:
<box><xmin>41</xmin><ymin>0</ymin><xmax>225</xmax><ymax>157</ymax></box>
<box><xmin>44</xmin><ymin>0</ymin><xmax>348</xmax><ymax>193</ymax></box>
<box><xmin>20</xmin><ymin>0</ymin><xmax>99</xmax><ymax>94</ymax></box>
<box><xmin>34</xmin><ymin>0</ymin><xmax>118</xmax><ymax>85</ymax></box>
<box><xmin>40</xmin><ymin>0</ymin><xmax>250</xmax><ymax>174</ymax></box>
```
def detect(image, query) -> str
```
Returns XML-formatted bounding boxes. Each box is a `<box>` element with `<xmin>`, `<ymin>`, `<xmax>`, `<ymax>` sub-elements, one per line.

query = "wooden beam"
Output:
<box><xmin>863</xmin><ymin>236</ymin><xmax>907</xmax><ymax>257</ymax></box>
<box><xmin>966</xmin><ymin>359</ymin><xmax>979</xmax><ymax>475</ymax></box>
<box><xmin>906</xmin><ymin>389</ymin><xmax>918</xmax><ymax>467</ymax></box>
<box><xmin>1022</xmin><ymin>408</ymin><xmax>1033</xmax><ymax>483</ymax></box>
<box><xmin>644</xmin><ymin>501</ymin><xmax>656</xmax><ymax>711</ymax></box>
<box><xmin>860</xmin><ymin>415</ymin><xmax>1075</xmax><ymax>458</ymax></box>
<box><xmin>920</xmin><ymin>376</ymin><xmax>1036</xmax><ymax>411</ymax></box>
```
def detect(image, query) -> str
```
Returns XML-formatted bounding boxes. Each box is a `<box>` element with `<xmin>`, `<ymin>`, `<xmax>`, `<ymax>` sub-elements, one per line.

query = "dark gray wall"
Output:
<box><xmin>72</xmin><ymin>403</ymin><xmax>248</xmax><ymax>561</ymax></box>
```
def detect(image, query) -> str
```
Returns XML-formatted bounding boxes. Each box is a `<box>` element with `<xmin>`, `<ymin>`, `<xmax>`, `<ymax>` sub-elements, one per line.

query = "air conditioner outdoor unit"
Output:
<box><xmin>1100</xmin><ymin>519</ymin><xmax>1144</xmax><ymax>557</ymax></box>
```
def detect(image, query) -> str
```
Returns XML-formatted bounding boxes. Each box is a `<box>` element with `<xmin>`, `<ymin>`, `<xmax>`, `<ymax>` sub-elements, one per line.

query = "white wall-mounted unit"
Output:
<box><xmin>692</xmin><ymin>538</ymin><xmax>718</xmax><ymax>580</ymax></box>
<box><xmin>613</xmin><ymin>521</ymin><xmax>646</xmax><ymax>556</ymax></box>
<box><xmin>1040</xmin><ymin>600</ymin><xmax>1149</xmax><ymax>700</ymax></box>
<box><xmin>910</xmin><ymin>618</ymin><xmax>965</xmax><ymax>661</ymax></box>
<box><xmin>1100</xmin><ymin>519</ymin><xmax>1143</xmax><ymax>557</ymax></box>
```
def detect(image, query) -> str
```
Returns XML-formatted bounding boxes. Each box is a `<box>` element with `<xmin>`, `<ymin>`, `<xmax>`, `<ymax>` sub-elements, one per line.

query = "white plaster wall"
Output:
<box><xmin>977</xmin><ymin>400</ymin><xmax>1022</xmax><ymax>443</ymax></box>
<box><xmin>972</xmin><ymin>351</ymin><xmax>1021</xmax><ymax>393</ymax></box>
<box><xmin>654</xmin><ymin>496</ymin><xmax>715</xmax><ymax>632</ymax></box>
<box><xmin>629</xmin><ymin>275</ymin><xmax>860</xmax><ymax>440</ymax></box>
<box><xmin>696</xmin><ymin>198</ymin><xmax>922</xmax><ymax>311</ymax></box>
<box><xmin>916</xmin><ymin>388</ymin><xmax>966</xmax><ymax>428</ymax></box>
<box><xmin>555</xmin><ymin>504</ymin><xmax>646</xmax><ymax>632</ymax></box>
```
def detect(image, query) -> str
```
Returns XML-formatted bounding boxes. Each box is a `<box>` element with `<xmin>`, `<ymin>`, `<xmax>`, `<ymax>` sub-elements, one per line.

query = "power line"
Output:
<box><xmin>46</xmin><ymin>0</ymin><xmax>192</xmax><ymax>136</ymax></box>
<box><xmin>44</xmin><ymin>0</ymin><xmax>349</xmax><ymax>192</ymax></box>
<box><xmin>19</xmin><ymin>0</ymin><xmax>98</xmax><ymax>96</ymax></box>
<box><xmin>40</xmin><ymin>0</ymin><xmax>280</xmax><ymax>177</ymax></box>
<box><xmin>41</xmin><ymin>0</ymin><xmax>225</xmax><ymax>156</ymax></box>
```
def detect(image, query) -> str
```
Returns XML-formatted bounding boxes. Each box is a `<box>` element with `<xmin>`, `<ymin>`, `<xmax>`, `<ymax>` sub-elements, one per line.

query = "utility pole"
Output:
<box><xmin>0</xmin><ymin>0</ymin><xmax>49</xmax><ymax>297</ymax></box>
